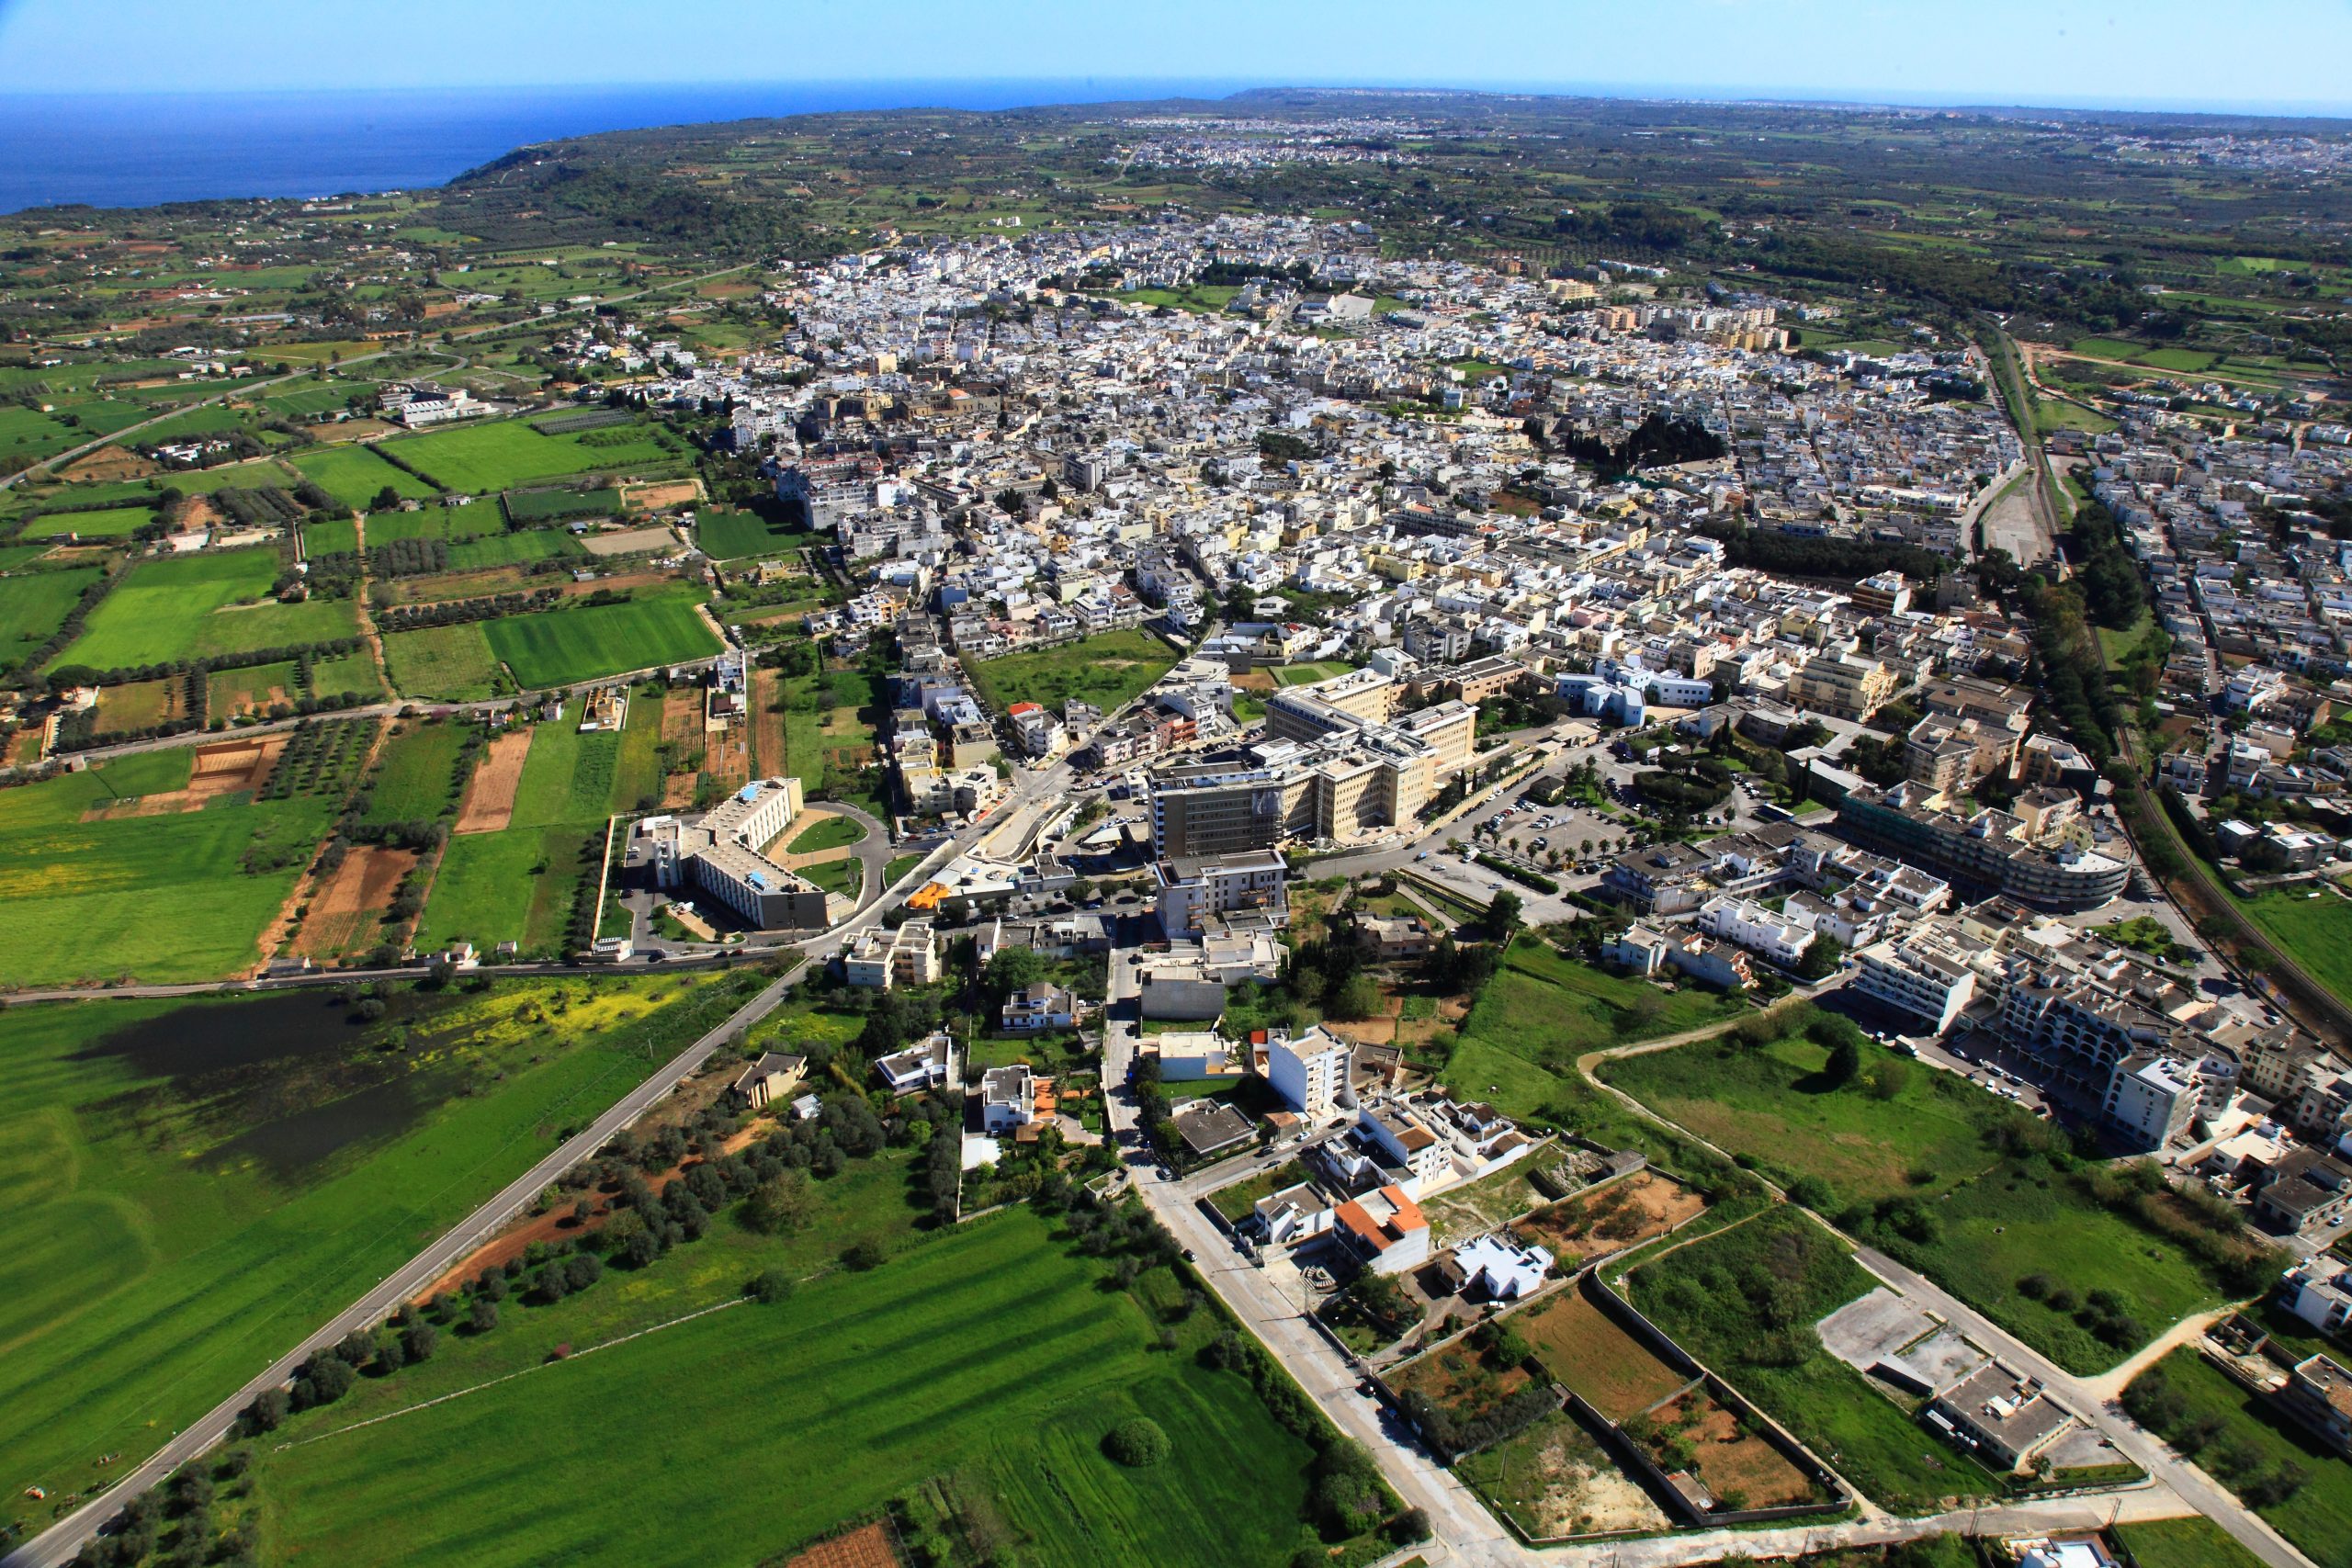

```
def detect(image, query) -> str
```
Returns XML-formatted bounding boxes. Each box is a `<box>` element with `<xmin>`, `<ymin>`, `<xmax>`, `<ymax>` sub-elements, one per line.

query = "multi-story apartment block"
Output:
<box><xmin>1266</xmin><ymin>1027</ymin><xmax>1351</xmax><ymax>1120</ymax></box>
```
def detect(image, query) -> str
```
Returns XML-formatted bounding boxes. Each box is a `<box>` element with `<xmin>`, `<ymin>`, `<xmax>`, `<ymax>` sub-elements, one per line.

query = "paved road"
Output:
<box><xmin>2</xmin><ymin>967</ymin><xmax>804</xmax><ymax>1568</ymax></box>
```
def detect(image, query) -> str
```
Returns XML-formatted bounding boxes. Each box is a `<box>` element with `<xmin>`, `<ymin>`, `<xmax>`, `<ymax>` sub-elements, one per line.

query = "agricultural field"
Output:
<box><xmin>481</xmin><ymin>587</ymin><xmax>720</xmax><ymax>688</ymax></box>
<box><xmin>382</xmin><ymin>417</ymin><xmax>686</xmax><ymax>494</ymax></box>
<box><xmin>0</xmin><ymin>973</ymin><xmax>753</xmax><ymax>1511</ymax></box>
<box><xmin>90</xmin><ymin>675</ymin><xmax>186</xmax><ymax>734</ymax></box>
<box><xmin>260</xmin><ymin>378</ymin><xmax>379</xmax><ymax>419</ymax></box>
<box><xmin>235</xmin><ymin>1209</ymin><xmax>1333</xmax><ymax>1568</ymax></box>
<box><xmin>356</xmin><ymin>719</ymin><xmax>470</xmax><ymax>827</ymax></box>
<box><xmin>418</xmin><ymin>721</ymin><xmax>619</xmax><ymax>954</ymax></box>
<box><xmin>1631</xmin><ymin>1210</ymin><xmax>2003</xmax><ymax>1513</ymax></box>
<box><xmin>58</xmin><ymin>547</ymin><xmax>358</xmax><ymax>671</ymax></box>
<box><xmin>0</xmin><ymin>564</ymin><xmax>102</xmax><ymax>671</ymax></box>
<box><xmin>0</xmin><ymin>747</ymin><xmax>334</xmax><ymax>987</ymax></box>
<box><xmin>1602</xmin><ymin>1027</ymin><xmax>2240</xmax><ymax>1372</ymax></box>
<box><xmin>445</xmin><ymin>528</ymin><xmax>583</xmax><ymax>571</ymax></box>
<box><xmin>381</xmin><ymin>621</ymin><xmax>505</xmax><ymax>701</ymax></box>
<box><xmin>300</xmin><ymin>517</ymin><xmax>359</xmax><ymax>557</ymax></box>
<box><xmin>20</xmin><ymin>503</ymin><xmax>155</xmax><ymax>538</ymax></box>
<box><xmin>503</xmin><ymin>485</ymin><xmax>621</xmax><ymax>524</ymax></box>
<box><xmin>289</xmin><ymin>444</ymin><xmax>437</xmax><ymax>509</ymax></box>
<box><xmin>967</xmin><ymin>627</ymin><xmax>1179</xmax><ymax>714</ymax></box>
<box><xmin>696</xmin><ymin>505</ymin><xmax>803</xmax><ymax>559</ymax></box>
<box><xmin>364</xmin><ymin>504</ymin><xmax>503</xmax><ymax>545</ymax></box>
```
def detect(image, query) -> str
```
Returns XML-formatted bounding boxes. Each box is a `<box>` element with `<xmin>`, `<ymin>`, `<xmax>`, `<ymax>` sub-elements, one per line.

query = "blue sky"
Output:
<box><xmin>1</xmin><ymin>0</ymin><xmax>2346</xmax><ymax>114</ymax></box>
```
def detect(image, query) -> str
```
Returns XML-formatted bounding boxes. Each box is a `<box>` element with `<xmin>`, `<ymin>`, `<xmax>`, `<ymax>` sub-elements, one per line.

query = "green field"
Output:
<box><xmin>1603</xmin><ymin>1030</ymin><xmax>2235</xmax><ymax>1372</ymax></box>
<box><xmin>309</xmin><ymin>649</ymin><xmax>385</xmax><ymax>703</ymax></box>
<box><xmin>240</xmin><ymin>1209</ymin><xmax>1328</xmax><ymax>1568</ymax></box>
<box><xmin>968</xmin><ymin>627</ymin><xmax>1178</xmax><ymax>713</ymax></box>
<box><xmin>25</xmin><ymin>503</ymin><xmax>154</xmax><ymax>538</ymax></box>
<box><xmin>382</xmin><ymin>621</ymin><xmax>505</xmax><ymax>701</ymax></box>
<box><xmin>0</xmin><ymin>566</ymin><xmax>102</xmax><ymax>671</ymax></box>
<box><xmin>0</xmin><ymin>749</ymin><xmax>333</xmax><ymax>987</ymax></box>
<box><xmin>2124</xmin><ymin>1350</ymin><xmax>2352</xmax><ymax>1568</ymax></box>
<box><xmin>419</xmin><ymin>722</ymin><xmax>618</xmax><ymax>954</ymax></box>
<box><xmin>1453</xmin><ymin>939</ymin><xmax>1747</xmax><ymax>1103</ymax></box>
<box><xmin>299</xmin><ymin>517</ymin><xmax>359</xmax><ymax>557</ymax></box>
<box><xmin>445</xmin><ymin>528</ymin><xmax>582</xmax><ymax>571</ymax></box>
<box><xmin>383</xmin><ymin>418</ymin><xmax>683</xmax><ymax>494</ymax></box>
<box><xmin>695</xmin><ymin>506</ymin><xmax>802</xmax><ymax>559</ymax></box>
<box><xmin>262</xmin><ymin>379</ymin><xmax>379</xmax><ymax>419</ymax></box>
<box><xmin>1632</xmin><ymin>1209</ymin><xmax>2003</xmax><ymax>1513</ymax></box>
<box><xmin>1271</xmin><ymin>660</ymin><xmax>1357</xmax><ymax>686</ymax></box>
<box><xmin>289</xmin><ymin>444</ymin><xmax>438</xmax><ymax>509</ymax></box>
<box><xmin>2231</xmin><ymin>887</ymin><xmax>2352</xmax><ymax>1015</ymax></box>
<box><xmin>481</xmin><ymin>588</ymin><xmax>720</xmax><ymax>687</ymax></box>
<box><xmin>0</xmin><ymin>974</ymin><xmax>750</xmax><ymax>1506</ymax></box>
<box><xmin>503</xmin><ymin>486</ymin><xmax>621</xmax><ymax>524</ymax></box>
<box><xmin>59</xmin><ymin>547</ymin><xmax>358</xmax><ymax>671</ymax></box>
<box><xmin>357</xmin><ymin>719</ymin><xmax>469</xmax><ymax>827</ymax></box>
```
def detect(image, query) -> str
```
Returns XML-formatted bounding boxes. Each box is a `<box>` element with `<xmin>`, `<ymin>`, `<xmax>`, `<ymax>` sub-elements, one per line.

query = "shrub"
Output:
<box><xmin>1102</xmin><ymin>1416</ymin><xmax>1172</xmax><ymax>1468</ymax></box>
<box><xmin>745</xmin><ymin>1269</ymin><xmax>795</xmax><ymax>1304</ymax></box>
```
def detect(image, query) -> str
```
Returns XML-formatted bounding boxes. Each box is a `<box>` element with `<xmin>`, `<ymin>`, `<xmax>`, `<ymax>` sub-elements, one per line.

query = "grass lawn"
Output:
<box><xmin>2112</xmin><ymin>1517</ymin><xmax>2271</xmax><ymax>1568</ymax></box>
<box><xmin>239</xmin><ymin>1209</ymin><xmax>1329</xmax><ymax>1568</ymax></box>
<box><xmin>695</xmin><ymin>505</ymin><xmax>802</xmax><ymax>559</ymax></box>
<box><xmin>2098</xmin><ymin>608</ymin><xmax>2165</xmax><ymax>670</ymax></box>
<box><xmin>1271</xmin><ymin>660</ymin><xmax>1357</xmax><ymax>687</ymax></box>
<box><xmin>884</xmin><ymin>852</ymin><xmax>925</xmax><ymax>886</ymax></box>
<box><xmin>968</xmin><ymin>627</ymin><xmax>1177</xmax><ymax>714</ymax></box>
<box><xmin>2123</xmin><ymin>1350</ymin><xmax>2352</xmax><ymax>1568</ymax></box>
<box><xmin>289</xmin><ymin>444</ymin><xmax>438</xmax><ymax>509</ymax></box>
<box><xmin>1631</xmin><ymin>1209</ymin><xmax>2003</xmax><ymax>1513</ymax></box>
<box><xmin>356</xmin><ymin>719</ymin><xmax>469</xmax><ymax>827</ymax></box>
<box><xmin>785</xmin><ymin>814</ymin><xmax>866</xmax><ymax>854</ymax></box>
<box><xmin>1602</xmin><ymin>1032</ymin><xmax>2234</xmax><ymax>1373</ymax></box>
<box><xmin>59</xmin><ymin>547</ymin><xmax>358</xmax><ymax>671</ymax></box>
<box><xmin>0</xmin><ymin>750</ymin><xmax>333</xmax><ymax>987</ymax></box>
<box><xmin>381</xmin><ymin>621</ymin><xmax>506</xmax><ymax>701</ymax></box>
<box><xmin>383</xmin><ymin>417</ymin><xmax>684</xmax><ymax>494</ymax></box>
<box><xmin>0</xmin><ymin>973</ymin><xmax>752</xmax><ymax>1506</ymax></box>
<box><xmin>799</xmin><ymin>855</ymin><xmax>862</xmax><ymax>898</ymax></box>
<box><xmin>481</xmin><ymin>587</ymin><xmax>719</xmax><ymax>687</ymax></box>
<box><xmin>1457</xmin><ymin>939</ymin><xmax>1747</xmax><ymax>1084</ymax></box>
<box><xmin>0</xmin><ymin>566</ymin><xmax>102</xmax><ymax>671</ymax></box>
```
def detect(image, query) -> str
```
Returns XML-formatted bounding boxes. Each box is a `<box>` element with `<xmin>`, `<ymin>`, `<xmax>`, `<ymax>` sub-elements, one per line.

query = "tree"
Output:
<box><xmin>1794</xmin><ymin>934</ymin><xmax>1844</xmax><ymax>981</ymax></box>
<box><xmin>241</xmin><ymin>1388</ymin><xmax>289</xmax><ymax>1436</ymax></box>
<box><xmin>741</xmin><ymin>1168</ymin><xmax>812</xmax><ymax>1235</ymax></box>
<box><xmin>1483</xmin><ymin>889</ymin><xmax>1524</xmax><ymax>939</ymax></box>
<box><xmin>468</xmin><ymin>1296</ymin><xmax>500</xmax><ymax>1334</ymax></box>
<box><xmin>744</xmin><ymin>1269</ymin><xmax>795</xmax><ymax>1304</ymax></box>
<box><xmin>1329</xmin><ymin>972</ymin><xmax>1385</xmax><ymax>1021</ymax></box>
<box><xmin>1826</xmin><ymin>1035</ymin><xmax>1862</xmax><ymax>1087</ymax></box>
<box><xmin>983</xmin><ymin>946</ymin><xmax>1048</xmax><ymax>998</ymax></box>
<box><xmin>1102</xmin><ymin>1416</ymin><xmax>1171</xmax><ymax>1467</ymax></box>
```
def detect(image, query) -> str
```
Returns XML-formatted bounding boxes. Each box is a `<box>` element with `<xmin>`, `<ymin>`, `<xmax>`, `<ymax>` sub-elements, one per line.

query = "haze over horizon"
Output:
<box><xmin>1</xmin><ymin>0</ymin><xmax>2348</xmax><ymax>118</ymax></box>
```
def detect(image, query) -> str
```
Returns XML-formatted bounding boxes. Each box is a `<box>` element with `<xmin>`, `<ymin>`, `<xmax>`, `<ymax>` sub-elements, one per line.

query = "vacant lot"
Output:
<box><xmin>0</xmin><ymin>974</ymin><xmax>749</xmax><ymax>1509</ymax></box>
<box><xmin>242</xmin><ymin>1211</ymin><xmax>1327</xmax><ymax>1568</ymax></box>
<box><xmin>1631</xmin><ymin>1210</ymin><xmax>2001</xmax><ymax>1513</ymax></box>
<box><xmin>968</xmin><ymin>627</ymin><xmax>1177</xmax><ymax>714</ymax></box>
<box><xmin>1453</xmin><ymin>1411</ymin><xmax>1668</xmax><ymax>1540</ymax></box>
<box><xmin>1644</xmin><ymin>1384</ymin><xmax>1819</xmax><ymax>1508</ymax></box>
<box><xmin>457</xmin><ymin>728</ymin><xmax>534</xmax><ymax>834</ymax></box>
<box><xmin>2123</xmin><ymin>1351</ymin><xmax>2352</xmax><ymax>1568</ymax></box>
<box><xmin>91</xmin><ymin>674</ymin><xmax>186</xmax><ymax>734</ymax></box>
<box><xmin>290</xmin><ymin>444</ymin><xmax>438</xmax><ymax>509</ymax></box>
<box><xmin>1604</xmin><ymin>1029</ymin><xmax>2236</xmax><ymax>1372</ymax></box>
<box><xmin>481</xmin><ymin>588</ymin><xmax>719</xmax><ymax>687</ymax></box>
<box><xmin>60</xmin><ymin>547</ymin><xmax>357</xmax><ymax>670</ymax></box>
<box><xmin>1517</xmin><ymin>1291</ymin><xmax>1688</xmax><ymax>1422</ymax></box>
<box><xmin>0</xmin><ymin>748</ymin><xmax>333</xmax><ymax>987</ymax></box>
<box><xmin>1519</xmin><ymin>1172</ymin><xmax>1707</xmax><ymax>1269</ymax></box>
<box><xmin>0</xmin><ymin>565</ymin><xmax>102</xmax><ymax>671</ymax></box>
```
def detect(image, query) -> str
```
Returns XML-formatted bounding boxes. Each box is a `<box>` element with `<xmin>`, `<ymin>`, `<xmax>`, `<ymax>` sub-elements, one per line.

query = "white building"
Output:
<box><xmin>1453</xmin><ymin>1235</ymin><xmax>1555</xmax><ymax>1302</ymax></box>
<box><xmin>1356</xmin><ymin>1104</ymin><xmax>1451</xmax><ymax>1195</ymax></box>
<box><xmin>1850</xmin><ymin>927</ymin><xmax>1983</xmax><ymax>1035</ymax></box>
<box><xmin>1266</xmin><ymin>1026</ymin><xmax>1351</xmax><ymax>1120</ymax></box>
<box><xmin>1153</xmin><ymin>848</ymin><xmax>1289</xmax><ymax>938</ymax></box>
<box><xmin>843</xmin><ymin>919</ymin><xmax>941</xmax><ymax>989</ymax></box>
<box><xmin>1695</xmin><ymin>894</ymin><xmax>1816</xmax><ymax>968</ymax></box>
<box><xmin>980</xmin><ymin>1064</ymin><xmax>1036</xmax><ymax>1134</ymax></box>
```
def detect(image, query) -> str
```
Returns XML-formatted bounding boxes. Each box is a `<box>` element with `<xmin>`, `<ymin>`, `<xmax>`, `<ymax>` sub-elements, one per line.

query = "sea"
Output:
<box><xmin>0</xmin><ymin>80</ymin><xmax>1256</xmax><ymax>214</ymax></box>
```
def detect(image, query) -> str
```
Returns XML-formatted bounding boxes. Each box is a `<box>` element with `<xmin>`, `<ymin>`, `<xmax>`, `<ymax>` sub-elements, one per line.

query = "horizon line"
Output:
<box><xmin>1</xmin><ymin>77</ymin><xmax>2348</xmax><ymax>123</ymax></box>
